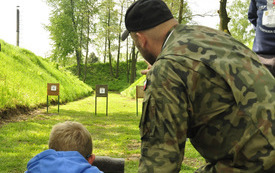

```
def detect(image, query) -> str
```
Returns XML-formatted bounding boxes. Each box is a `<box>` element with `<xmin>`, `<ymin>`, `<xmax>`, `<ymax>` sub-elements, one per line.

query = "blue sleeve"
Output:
<box><xmin>248</xmin><ymin>0</ymin><xmax>258</xmax><ymax>28</ymax></box>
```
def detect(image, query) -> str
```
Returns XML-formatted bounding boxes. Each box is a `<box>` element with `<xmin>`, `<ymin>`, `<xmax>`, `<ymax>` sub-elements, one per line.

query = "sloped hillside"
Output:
<box><xmin>121</xmin><ymin>75</ymin><xmax>146</xmax><ymax>99</ymax></box>
<box><xmin>0</xmin><ymin>39</ymin><xmax>92</xmax><ymax>117</ymax></box>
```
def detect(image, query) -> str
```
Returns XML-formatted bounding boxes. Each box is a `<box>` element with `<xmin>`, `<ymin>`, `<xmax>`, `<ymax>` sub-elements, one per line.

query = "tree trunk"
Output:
<box><xmin>83</xmin><ymin>11</ymin><xmax>90</xmax><ymax>82</ymax></box>
<box><xmin>126</xmin><ymin>38</ymin><xmax>129</xmax><ymax>82</ymax></box>
<box><xmin>219</xmin><ymin>0</ymin><xmax>231</xmax><ymax>35</ymax></box>
<box><xmin>70</xmin><ymin>0</ymin><xmax>82</xmax><ymax>77</ymax></box>
<box><xmin>104</xmin><ymin>34</ymin><xmax>107</xmax><ymax>63</ymax></box>
<box><xmin>178</xmin><ymin>0</ymin><xmax>184</xmax><ymax>24</ymax></box>
<box><xmin>76</xmin><ymin>49</ymin><xmax>82</xmax><ymax>77</ymax></box>
<box><xmin>108</xmin><ymin>37</ymin><xmax>113</xmax><ymax>76</ymax></box>
<box><xmin>78</xmin><ymin>17</ymin><xmax>84</xmax><ymax>78</ymax></box>
<box><xmin>130</xmin><ymin>43</ymin><xmax>136</xmax><ymax>84</ymax></box>
<box><xmin>107</xmin><ymin>7</ymin><xmax>113</xmax><ymax>76</ymax></box>
<box><xmin>116</xmin><ymin>50</ymin><xmax>120</xmax><ymax>78</ymax></box>
<box><xmin>116</xmin><ymin>3</ymin><xmax>123</xmax><ymax>78</ymax></box>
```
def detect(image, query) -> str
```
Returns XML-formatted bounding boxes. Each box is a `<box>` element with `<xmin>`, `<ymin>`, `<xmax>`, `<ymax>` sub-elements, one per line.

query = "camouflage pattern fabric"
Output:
<box><xmin>138</xmin><ymin>24</ymin><xmax>275</xmax><ymax>173</ymax></box>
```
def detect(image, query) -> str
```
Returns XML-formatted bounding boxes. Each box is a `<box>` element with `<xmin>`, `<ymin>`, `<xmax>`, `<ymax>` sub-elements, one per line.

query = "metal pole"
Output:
<box><xmin>58</xmin><ymin>95</ymin><xmax>60</xmax><ymax>113</ymax></box>
<box><xmin>95</xmin><ymin>96</ymin><xmax>97</xmax><ymax>116</ymax></box>
<box><xmin>47</xmin><ymin>95</ymin><xmax>49</xmax><ymax>113</ymax></box>
<box><xmin>106</xmin><ymin>96</ymin><xmax>108</xmax><ymax>116</ymax></box>
<box><xmin>16</xmin><ymin>6</ymin><xmax>20</xmax><ymax>47</ymax></box>
<box><xmin>136</xmin><ymin>97</ymin><xmax>138</xmax><ymax>116</ymax></box>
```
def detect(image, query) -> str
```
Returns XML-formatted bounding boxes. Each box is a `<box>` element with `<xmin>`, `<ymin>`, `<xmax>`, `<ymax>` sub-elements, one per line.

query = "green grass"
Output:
<box><xmin>0</xmin><ymin>92</ymin><xmax>204</xmax><ymax>173</ymax></box>
<box><xmin>0</xmin><ymin>39</ymin><xmax>92</xmax><ymax>113</ymax></box>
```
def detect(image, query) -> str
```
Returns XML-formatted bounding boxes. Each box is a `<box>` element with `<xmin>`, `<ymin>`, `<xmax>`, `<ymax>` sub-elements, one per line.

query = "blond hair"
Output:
<box><xmin>48</xmin><ymin>121</ymin><xmax>93</xmax><ymax>158</ymax></box>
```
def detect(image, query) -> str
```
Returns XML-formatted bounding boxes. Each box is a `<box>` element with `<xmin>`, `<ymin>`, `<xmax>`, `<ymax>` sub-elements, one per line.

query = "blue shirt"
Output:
<box><xmin>248</xmin><ymin>0</ymin><xmax>275</xmax><ymax>55</ymax></box>
<box><xmin>25</xmin><ymin>149</ymin><xmax>103</xmax><ymax>173</ymax></box>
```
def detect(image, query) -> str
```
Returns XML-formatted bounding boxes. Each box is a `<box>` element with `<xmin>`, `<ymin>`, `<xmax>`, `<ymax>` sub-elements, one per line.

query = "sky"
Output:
<box><xmin>0</xmin><ymin>0</ymin><xmax>221</xmax><ymax>58</ymax></box>
<box><xmin>0</xmin><ymin>0</ymin><xmax>51</xmax><ymax>57</ymax></box>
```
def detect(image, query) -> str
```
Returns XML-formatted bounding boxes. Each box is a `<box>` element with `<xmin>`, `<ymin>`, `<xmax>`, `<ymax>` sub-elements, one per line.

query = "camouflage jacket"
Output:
<box><xmin>138</xmin><ymin>25</ymin><xmax>275</xmax><ymax>173</ymax></box>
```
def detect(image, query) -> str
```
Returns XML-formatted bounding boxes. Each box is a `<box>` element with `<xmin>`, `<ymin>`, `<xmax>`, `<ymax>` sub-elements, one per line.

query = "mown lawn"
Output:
<box><xmin>0</xmin><ymin>92</ymin><xmax>204</xmax><ymax>173</ymax></box>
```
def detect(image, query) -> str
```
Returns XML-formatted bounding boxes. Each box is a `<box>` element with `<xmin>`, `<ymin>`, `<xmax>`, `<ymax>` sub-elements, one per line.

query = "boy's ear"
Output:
<box><xmin>88</xmin><ymin>154</ymin><xmax>95</xmax><ymax>165</ymax></box>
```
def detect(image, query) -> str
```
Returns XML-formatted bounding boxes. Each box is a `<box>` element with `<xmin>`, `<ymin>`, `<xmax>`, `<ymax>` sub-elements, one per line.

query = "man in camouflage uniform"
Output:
<box><xmin>122</xmin><ymin>0</ymin><xmax>275</xmax><ymax>172</ymax></box>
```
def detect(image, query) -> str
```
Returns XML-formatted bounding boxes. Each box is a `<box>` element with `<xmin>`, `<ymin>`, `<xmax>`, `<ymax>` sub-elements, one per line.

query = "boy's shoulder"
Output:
<box><xmin>26</xmin><ymin>149</ymin><xmax>103</xmax><ymax>173</ymax></box>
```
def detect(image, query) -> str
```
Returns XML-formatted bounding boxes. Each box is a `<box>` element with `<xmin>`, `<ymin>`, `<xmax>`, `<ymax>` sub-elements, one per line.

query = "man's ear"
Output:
<box><xmin>136</xmin><ymin>32</ymin><xmax>147</xmax><ymax>48</ymax></box>
<box><xmin>88</xmin><ymin>154</ymin><xmax>95</xmax><ymax>165</ymax></box>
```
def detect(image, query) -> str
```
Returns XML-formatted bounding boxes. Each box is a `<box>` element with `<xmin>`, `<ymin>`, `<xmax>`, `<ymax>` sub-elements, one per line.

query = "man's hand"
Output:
<box><xmin>141</xmin><ymin>60</ymin><xmax>152</xmax><ymax>75</ymax></box>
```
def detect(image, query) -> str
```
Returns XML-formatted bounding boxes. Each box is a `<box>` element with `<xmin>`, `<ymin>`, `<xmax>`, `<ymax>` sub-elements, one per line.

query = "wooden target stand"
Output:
<box><xmin>47</xmin><ymin>83</ymin><xmax>60</xmax><ymax>113</ymax></box>
<box><xmin>95</xmin><ymin>85</ymin><xmax>108</xmax><ymax>116</ymax></box>
<box><xmin>136</xmin><ymin>86</ymin><xmax>144</xmax><ymax>116</ymax></box>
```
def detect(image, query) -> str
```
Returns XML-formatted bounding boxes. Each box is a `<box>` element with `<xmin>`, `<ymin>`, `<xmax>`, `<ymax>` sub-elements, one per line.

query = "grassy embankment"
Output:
<box><xmin>0</xmin><ymin>39</ymin><xmax>92</xmax><ymax>117</ymax></box>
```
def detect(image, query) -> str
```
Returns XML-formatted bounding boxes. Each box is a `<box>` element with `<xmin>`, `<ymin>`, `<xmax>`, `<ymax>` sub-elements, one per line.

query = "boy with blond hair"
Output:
<box><xmin>25</xmin><ymin>121</ymin><xmax>102</xmax><ymax>173</ymax></box>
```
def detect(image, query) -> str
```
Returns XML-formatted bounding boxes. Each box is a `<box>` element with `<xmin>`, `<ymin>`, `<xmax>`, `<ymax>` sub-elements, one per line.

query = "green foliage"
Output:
<box><xmin>46</xmin><ymin>0</ymin><xmax>99</xmax><ymax>67</ymax></box>
<box><xmin>67</xmin><ymin>61</ymin><xmax>147</xmax><ymax>91</ymax></box>
<box><xmin>94</xmin><ymin>0</ymin><xmax>120</xmax><ymax>57</ymax></box>
<box><xmin>228</xmin><ymin>0</ymin><xmax>255</xmax><ymax>47</ymax></box>
<box><xmin>0</xmin><ymin>93</ymin><xmax>204</xmax><ymax>172</ymax></box>
<box><xmin>164</xmin><ymin>0</ymin><xmax>193</xmax><ymax>24</ymax></box>
<box><xmin>0</xmin><ymin>39</ymin><xmax>92</xmax><ymax>112</ymax></box>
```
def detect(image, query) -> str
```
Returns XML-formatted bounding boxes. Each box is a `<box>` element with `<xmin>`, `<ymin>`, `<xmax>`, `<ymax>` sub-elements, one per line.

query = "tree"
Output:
<box><xmin>218</xmin><ymin>0</ymin><xmax>231</xmax><ymax>34</ymax></box>
<box><xmin>228</xmin><ymin>0</ymin><xmax>255</xmax><ymax>47</ymax></box>
<box><xmin>83</xmin><ymin>0</ymin><xmax>96</xmax><ymax>82</ymax></box>
<box><xmin>96</xmin><ymin>0</ymin><xmax>119</xmax><ymax>77</ymax></box>
<box><xmin>106</xmin><ymin>1</ymin><xmax>113</xmax><ymax>76</ymax></box>
<box><xmin>116</xmin><ymin>0</ymin><xmax>125</xmax><ymax>78</ymax></box>
<box><xmin>165</xmin><ymin>0</ymin><xmax>192</xmax><ymax>24</ymax></box>
<box><xmin>88</xmin><ymin>52</ymin><xmax>99</xmax><ymax>63</ymax></box>
<box><xmin>46</xmin><ymin>0</ymin><xmax>97</xmax><ymax>78</ymax></box>
<box><xmin>46</xmin><ymin>0</ymin><xmax>76</xmax><ymax>66</ymax></box>
<box><xmin>130</xmin><ymin>43</ymin><xmax>138</xmax><ymax>84</ymax></box>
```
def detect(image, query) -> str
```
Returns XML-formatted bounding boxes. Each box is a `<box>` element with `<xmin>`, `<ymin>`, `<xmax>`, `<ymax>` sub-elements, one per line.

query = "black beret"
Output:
<box><xmin>122</xmin><ymin>0</ymin><xmax>173</xmax><ymax>41</ymax></box>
